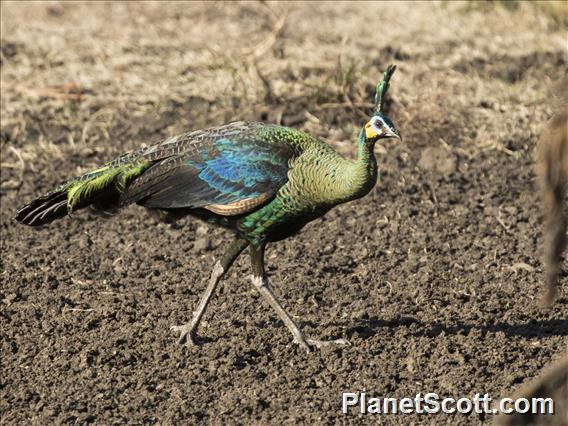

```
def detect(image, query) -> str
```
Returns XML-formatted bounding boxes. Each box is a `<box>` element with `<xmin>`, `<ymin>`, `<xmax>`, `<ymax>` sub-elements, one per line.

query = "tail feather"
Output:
<box><xmin>15</xmin><ymin>190</ymin><xmax>69</xmax><ymax>226</ymax></box>
<box><xmin>15</xmin><ymin>161</ymin><xmax>150</xmax><ymax>227</ymax></box>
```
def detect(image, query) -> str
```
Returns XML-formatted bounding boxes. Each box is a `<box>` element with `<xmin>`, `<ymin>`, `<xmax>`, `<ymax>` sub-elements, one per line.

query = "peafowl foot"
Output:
<box><xmin>170</xmin><ymin>323</ymin><xmax>199</xmax><ymax>347</ymax></box>
<box><xmin>294</xmin><ymin>337</ymin><xmax>351</xmax><ymax>353</ymax></box>
<box><xmin>306</xmin><ymin>337</ymin><xmax>351</xmax><ymax>349</ymax></box>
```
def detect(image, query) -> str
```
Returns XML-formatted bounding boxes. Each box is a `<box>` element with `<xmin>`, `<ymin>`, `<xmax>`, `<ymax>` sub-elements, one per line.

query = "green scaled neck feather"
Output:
<box><xmin>15</xmin><ymin>65</ymin><xmax>401</xmax><ymax>352</ymax></box>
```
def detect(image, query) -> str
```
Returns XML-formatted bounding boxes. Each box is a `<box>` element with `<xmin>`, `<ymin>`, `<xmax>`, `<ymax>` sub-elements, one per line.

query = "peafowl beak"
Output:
<box><xmin>385</xmin><ymin>127</ymin><xmax>402</xmax><ymax>142</ymax></box>
<box><xmin>380</xmin><ymin>125</ymin><xmax>401</xmax><ymax>143</ymax></box>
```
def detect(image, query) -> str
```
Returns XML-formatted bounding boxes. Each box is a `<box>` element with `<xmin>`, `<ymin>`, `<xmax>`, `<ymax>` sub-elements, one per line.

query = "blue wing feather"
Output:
<box><xmin>136</xmin><ymin>134</ymin><xmax>294</xmax><ymax>210</ymax></box>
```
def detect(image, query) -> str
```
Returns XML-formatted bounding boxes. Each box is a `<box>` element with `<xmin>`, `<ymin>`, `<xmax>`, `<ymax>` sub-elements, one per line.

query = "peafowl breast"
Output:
<box><xmin>15</xmin><ymin>65</ymin><xmax>401</xmax><ymax>352</ymax></box>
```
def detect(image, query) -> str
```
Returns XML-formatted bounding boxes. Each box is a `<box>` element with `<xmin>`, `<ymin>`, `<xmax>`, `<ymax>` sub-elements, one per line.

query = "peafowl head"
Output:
<box><xmin>361</xmin><ymin>64</ymin><xmax>401</xmax><ymax>144</ymax></box>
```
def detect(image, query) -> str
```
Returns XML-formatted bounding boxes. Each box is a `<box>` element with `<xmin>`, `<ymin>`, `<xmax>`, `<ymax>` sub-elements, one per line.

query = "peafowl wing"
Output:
<box><xmin>121</xmin><ymin>122</ymin><xmax>296</xmax><ymax>215</ymax></box>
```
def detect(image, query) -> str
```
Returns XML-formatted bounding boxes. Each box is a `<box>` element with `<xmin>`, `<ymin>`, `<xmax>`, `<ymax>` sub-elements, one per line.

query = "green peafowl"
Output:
<box><xmin>15</xmin><ymin>65</ymin><xmax>401</xmax><ymax>352</ymax></box>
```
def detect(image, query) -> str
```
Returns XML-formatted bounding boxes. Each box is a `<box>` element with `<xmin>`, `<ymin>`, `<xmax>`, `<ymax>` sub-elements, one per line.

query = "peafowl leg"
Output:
<box><xmin>249</xmin><ymin>246</ymin><xmax>350</xmax><ymax>353</ymax></box>
<box><xmin>171</xmin><ymin>238</ymin><xmax>248</xmax><ymax>347</ymax></box>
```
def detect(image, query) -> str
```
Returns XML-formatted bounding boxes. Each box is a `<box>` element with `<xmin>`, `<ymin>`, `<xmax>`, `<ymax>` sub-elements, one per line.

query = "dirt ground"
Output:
<box><xmin>1</xmin><ymin>1</ymin><xmax>567</xmax><ymax>424</ymax></box>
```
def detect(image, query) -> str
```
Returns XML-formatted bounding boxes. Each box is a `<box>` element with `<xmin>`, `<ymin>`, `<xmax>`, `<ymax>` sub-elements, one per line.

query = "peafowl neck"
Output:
<box><xmin>336</xmin><ymin>129</ymin><xmax>378</xmax><ymax>202</ymax></box>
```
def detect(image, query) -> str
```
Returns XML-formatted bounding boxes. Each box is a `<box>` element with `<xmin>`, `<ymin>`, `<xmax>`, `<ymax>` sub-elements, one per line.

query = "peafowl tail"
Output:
<box><xmin>15</xmin><ymin>162</ymin><xmax>150</xmax><ymax>226</ymax></box>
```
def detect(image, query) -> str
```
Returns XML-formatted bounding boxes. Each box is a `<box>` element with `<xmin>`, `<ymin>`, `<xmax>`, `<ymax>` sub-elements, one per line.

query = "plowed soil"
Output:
<box><xmin>1</xmin><ymin>2</ymin><xmax>567</xmax><ymax>425</ymax></box>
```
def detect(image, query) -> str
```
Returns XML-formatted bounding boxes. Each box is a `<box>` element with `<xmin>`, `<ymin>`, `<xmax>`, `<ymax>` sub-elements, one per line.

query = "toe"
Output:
<box><xmin>306</xmin><ymin>337</ymin><xmax>351</xmax><ymax>349</ymax></box>
<box><xmin>170</xmin><ymin>324</ymin><xmax>197</xmax><ymax>346</ymax></box>
<box><xmin>293</xmin><ymin>336</ymin><xmax>311</xmax><ymax>353</ymax></box>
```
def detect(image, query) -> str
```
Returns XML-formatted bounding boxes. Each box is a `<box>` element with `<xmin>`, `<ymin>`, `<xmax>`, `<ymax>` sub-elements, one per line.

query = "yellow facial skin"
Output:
<box><xmin>364</xmin><ymin>122</ymin><xmax>379</xmax><ymax>139</ymax></box>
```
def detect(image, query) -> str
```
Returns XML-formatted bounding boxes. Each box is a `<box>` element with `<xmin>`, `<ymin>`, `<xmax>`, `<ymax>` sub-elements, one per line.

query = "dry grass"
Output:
<box><xmin>1</xmin><ymin>1</ymin><xmax>566</xmax><ymax>188</ymax></box>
